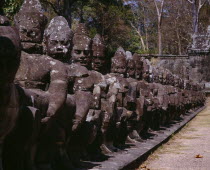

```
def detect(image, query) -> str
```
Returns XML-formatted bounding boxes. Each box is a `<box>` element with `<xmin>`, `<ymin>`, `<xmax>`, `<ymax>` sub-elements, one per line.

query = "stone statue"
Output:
<box><xmin>43</xmin><ymin>22</ymin><xmax>103</xmax><ymax>165</ymax></box>
<box><xmin>92</xmin><ymin>34</ymin><xmax>106</xmax><ymax>73</ymax></box>
<box><xmin>43</xmin><ymin>16</ymin><xmax>73</xmax><ymax>61</ymax></box>
<box><xmin>0</xmin><ymin>23</ymin><xmax>41</xmax><ymax>170</ymax></box>
<box><xmin>71</xmin><ymin>23</ymin><xmax>92</xmax><ymax>69</ymax></box>
<box><xmin>102</xmin><ymin>47</ymin><xmax>139</xmax><ymax>149</ymax></box>
<box><xmin>15</xmin><ymin>0</ymin><xmax>68</xmax><ymax>123</ymax></box>
<box><xmin>14</xmin><ymin>0</ymin><xmax>47</xmax><ymax>54</ymax></box>
<box><xmin>14</xmin><ymin>3</ymin><xmax>70</xmax><ymax>169</ymax></box>
<box><xmin>133</xmin><ymin>53</ymin><xmax>143</xmax><ymax>80</ymax></box>
<box><xmin>126</xmin><ymin>51</ymin><xmax>135</xmax><ymax>79</ymax></box>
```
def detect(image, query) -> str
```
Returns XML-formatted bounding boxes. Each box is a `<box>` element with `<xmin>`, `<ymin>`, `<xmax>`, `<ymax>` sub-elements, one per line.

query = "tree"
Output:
<box><xmin>153</xmin><ymin>0</ymin><xmax>165</xmax><ymax>55</ymax></box>
<box><xmin>3</xmin><ymin>0</ymin><xmax>23</xmax><ymax>20</ymax></box>
<box><xmin>186</xmin><ymin>0</ymin><xmax>209</xmax><ymax>33</ymax></box>
<box><xmin>41</xmin><ymin>0</ymin><xmax>89</xmax><ymax>27</ymax></box>
<box><xmin>162</xmin><ymin>0</ymin><xmax>192</xmax><ymax>54</ymax></box>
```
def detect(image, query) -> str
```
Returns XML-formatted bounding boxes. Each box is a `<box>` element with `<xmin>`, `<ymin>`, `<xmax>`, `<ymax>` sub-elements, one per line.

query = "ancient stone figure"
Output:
<box><xmin>14</xmin><ymin>4</ymin><xmax>70</xmax><ymax>169</ymax></box>
<box><xmin>15</xmin><ymin>0</ymin><xmax>68</xmax><ymax>123</ymax></box>
<box><xmin>71</xmin><ymin>23</ymin><xmax>92</xmax><ymax>69</ymax></box>
<box><xmin>14</xmin><ymin>0</ymin><xmax>47</xmax><ymax>54</ymax></box>
<box><xmin>0</xmin><ymin>1</ymin><xmax>207</xmax><ymax>168</ymax></box>
<box><xmin>66</xmin><ymin>32</ymin><xmax>109</xmax><ymax>163</ymax></box>
<box><xmin>133</xmin><ymin>53</ymin><xmax>143</xmax><ymax>80</ymax></box>
<box><xmin>110</xmin><ymin>47</ymin><xmax>127</xmax><ymax>76</ymax></box>
<box><xmin>126</xmin><ymin>51</ymin><xmax>136</xmax><ymax>78</ymax></box>
<box><xmin>0</xmin><ymin>24</ymin><xmax>22</xmax><ymax>147</ymax></box>
<box><xmin>102</xmin><ymin>47</ymin><xmax>139</xmax><ymax>150</ymax></box>
<box><xmin>42</xmin><ymin>20</ymin><xmax>103</xmax><ymax>166</ymax></box>
<box><xmin>92</xmin><ymin>34</ymin><xmax>106</xmax><ymax>73</ymax></box>
<box><xmin>0</xmin><ymin>23</ymin><xmax>41</xmax><ymax>170</ymax></box>
<box><xmin>43</xmin><ymin>16</ymin><xmax>73</xmax><ymax>61</ymax></box>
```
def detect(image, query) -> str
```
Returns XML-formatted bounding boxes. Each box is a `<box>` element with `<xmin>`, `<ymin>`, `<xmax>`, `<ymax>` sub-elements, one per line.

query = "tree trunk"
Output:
<box><xmin>63</xmin><ymin>0</ymin><xmax>72</xmax><ymax>28</ymax></box>
<box><xmin>192</xmin><ymin>1</ymin><xmax>199</xmax><ymax>33</ymax></box>
<box><xmin>138</xmin><ymin>27</ymin><xmax>146</xmax><ymax>51</ymax></box>
<box><xmin>145</xmin><ymin>27</ymin><xmax>149</xmax><ymax>51</ymax></box>
<box><xmin>158</xmin><ymin>24</ymin><xmax>162</xmax><ymax>55</ymax></box>
<box><xmin>143</xmin><ymin>8</ymin><xmax>149</xmax><ymax>51</ymax></box>
<box><xmin>154</xmin><ymin>0</ymin><xmax>164</xmax><ymax>55</ymax></box>
<box><xmin>187</xmin><ymin>0</ymin><xmax>208</xmax><ymax>34</ymax></box>
<box><xmin>176</xmin><ymin>28</ymin><xmax>182</xmax><ymax>55</ymax></box>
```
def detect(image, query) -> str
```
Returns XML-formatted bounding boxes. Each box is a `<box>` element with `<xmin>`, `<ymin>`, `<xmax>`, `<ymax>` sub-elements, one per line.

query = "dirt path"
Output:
<box><xmin>138</xmin><ymin>98</ymin><xmax>210</xmax><ymax>170</ymax></box>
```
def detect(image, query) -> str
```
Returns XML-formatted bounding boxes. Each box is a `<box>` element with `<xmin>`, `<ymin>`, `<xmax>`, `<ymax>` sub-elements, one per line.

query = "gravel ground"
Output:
<box><xmin>138</xmin><ymin>98</ymin><xmax>210</xmax><ymax>170</ymax></box>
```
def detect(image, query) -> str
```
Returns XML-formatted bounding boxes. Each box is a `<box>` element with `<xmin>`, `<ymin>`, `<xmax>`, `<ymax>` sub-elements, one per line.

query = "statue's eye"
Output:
<box><xmin>51</xmin><ymin>40</ymin><xmax>58</xmax><ymax>45</ymax></box>
<box><xmin>75</xmin><ymin>50</ymin><xmax>81</xmax><ymax>54</ymax></box>
<box><xmin>84</xmin><ymin>50</ymin><xmax>90</xmax><ymax>55</ymax></box>
<box><xmin>97</xmin><ymin>56</ymin><xmax>105</xmax><ymax>60</ymax></box>
<box><xmin>62</xmin><ymin>40</ymin><xmax>69</xmax><ymax>45</ymax></box>
<box><xmin>20</xmin><ymin>28</ymin><xmax>27</xmax><ymax>33</ymax></box>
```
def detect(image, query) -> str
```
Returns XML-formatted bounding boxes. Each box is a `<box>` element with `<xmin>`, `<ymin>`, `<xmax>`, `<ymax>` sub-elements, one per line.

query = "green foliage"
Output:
<box><xmin>3</xmin><ymin>0</ymin><xmax>23</xmax><ymax>20</ymax></box>
<box><xmin>1</xmin><ymin>0</ymin><xmax>210</xmax><ymax>55</ymax></box>
<box><xmin>73</xmin><ymin>0</ymin><xmax>139</xmax><ymax>55</ymax></box>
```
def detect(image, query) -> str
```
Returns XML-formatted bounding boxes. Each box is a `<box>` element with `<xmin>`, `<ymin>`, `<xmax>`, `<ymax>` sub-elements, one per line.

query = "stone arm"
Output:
<box><xmin>72</xmin><ymin>91</ymin><xmax>92</xmax><ymax>131</ymax></box>
<box><xmin>43</xmin><ymin>61</ymin><xmax>68</xmax><ymax>121</ymax></box>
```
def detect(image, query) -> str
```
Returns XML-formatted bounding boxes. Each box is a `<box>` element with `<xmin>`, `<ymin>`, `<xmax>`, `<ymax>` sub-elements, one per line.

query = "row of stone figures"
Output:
<box><xmin>0</xmin><ymin>0</ymin><xmax>206</xmax><ymax>170</ymax></box>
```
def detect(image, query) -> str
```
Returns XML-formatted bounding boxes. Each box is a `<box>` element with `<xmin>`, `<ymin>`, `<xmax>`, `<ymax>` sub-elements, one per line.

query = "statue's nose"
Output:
<box><xmin>56</xmin><ymin>48</ymin><xmax>63</xmax><ymax>52</ymax></box>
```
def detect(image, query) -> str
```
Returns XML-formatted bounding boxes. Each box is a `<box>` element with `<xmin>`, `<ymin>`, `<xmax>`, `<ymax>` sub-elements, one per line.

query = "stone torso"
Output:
<box><xmin>15</xmin><ymin>51</ymin><xmax>67</xmax><ymax>90</ymax></box>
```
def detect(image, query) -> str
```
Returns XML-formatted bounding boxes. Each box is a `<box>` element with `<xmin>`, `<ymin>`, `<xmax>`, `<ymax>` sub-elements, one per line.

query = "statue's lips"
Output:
<box><xmin>21</xmin><ymin>41</ymin><xmax>41</xmax><ymax>44</ymax></box>
<box><xmin>21</xmin><ymin>42</ymin><xmax>43</xmax><ymax>53</ymax></box>
<box><xmin>93</xmin><ymin>64</ymin><xmax>102</xmax><ymax>68</ymax></box>
<box><xmin>52</xmin><ymin>52</ymin><xmax>66</xmax><ymax>59</ymax></box>
<box><xmin>21</xmin><ymin>42</ymin><xmax>42</xmax><ymax>47</ymax></box>
<box><xmin>76</xmin><ymin>59</ymin><xmax>88</xmax><ymax>66</ymax></box>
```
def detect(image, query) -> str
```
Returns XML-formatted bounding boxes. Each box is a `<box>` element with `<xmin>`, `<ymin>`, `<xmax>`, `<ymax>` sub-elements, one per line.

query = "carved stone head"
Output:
<box><xmin>71</xmin><ymin>23</ymin><xmax>92</xmax><ymax>68</ymax></box>
<box><xmin>0</xmin><ymin>15</ymin><xmax>10</xmax><ymax>26</ymax></box>
<box><xmin>0</xmin><ymin>26</ymin><xmax>21</xmax><ymax>87</ymax></box>
<box><xmin>133</xmin><ymin>53</ymin><xmax>143</xmax><ymax>80</ymax></box>
<box><xmin>162</xmin><ymin>68</ymin><xmax>168</xmax><ymax>85</ymax></box>
<box><xmin>152</xmin><ymin>66</ymin><xmax>159</xmax><ymax>83</ymax></box>
<box><xmin>43</xmin><ymin>16</ymin><xmax>73</xmax><ymax>61</ymax></box>
<box><xmin>14</xmin><ymin>0</ymin><xmax>47</xmax><ymax>54</ymax></box>
<box><xmin>126</xmin><ymin>51</ymin><xmax>135</xmax><ymax>78</ymax></box>
<box><xmin>111</xmin><ymin>47</ymin><xmax>127</xmax><ymax>76</ymax></box>
<box><xmin>179</xmin><ymin>78</ymin><xmax>184</xmax><ymax>89</ymax></box>
<box><xmin>142</xmin><ymin>58</ymin><xmax>151</xmax><ymax>82</ymax></box>
<box><xmin>174</xmin><ymin>75</ymin><xmax>180</xmax><ymax>87</ymax></box>
<box><xmin>92</xmin><ymin>34</ymin><xmax>105</xmax><ymax>72</ymax></box>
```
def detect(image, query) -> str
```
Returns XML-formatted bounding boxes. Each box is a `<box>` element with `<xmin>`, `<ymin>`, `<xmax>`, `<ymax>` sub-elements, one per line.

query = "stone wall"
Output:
<box><xmin>146</xmin><ymin>54</ymin><xmax>210</xmax><ymax>92</ymax></box>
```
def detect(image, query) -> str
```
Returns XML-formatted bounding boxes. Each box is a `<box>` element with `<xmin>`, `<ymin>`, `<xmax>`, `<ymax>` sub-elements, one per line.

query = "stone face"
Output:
<box><xmin>71</xmin><ymin>23</ymin><xmax>92</xmax><ymax>68</ymax></box>
<box><xmin>92</xmin><ymin>34</ymin><xmax>106</xmax><ymax>72</ymax></box>
<box><xmin>126</xmin><ymin>51</ymin><xmax>136</xmax><ymax>78</ymax></box>
<box><xmin>14</xmin><ymin>0</ymin><xmax>47</xmax><ymax>54</ymax></box>
<box><xmin>43</xmin><ymin>16</ymin><xmax>73</xmax><ymax>60</ymax></box>
<box><xmin>133</xmin><ymin>53</ymin><xmax>143</xmax><ymax>80</ymax></box>
<box><xmin>111</xmin><ymin>47</ymin><xmax>127</xmax><ymax>76</ymax></box>
<box><xmin>0</xmin><ymin>15</ymin><xmax>10</xmax><ymax>26</ymax></box>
